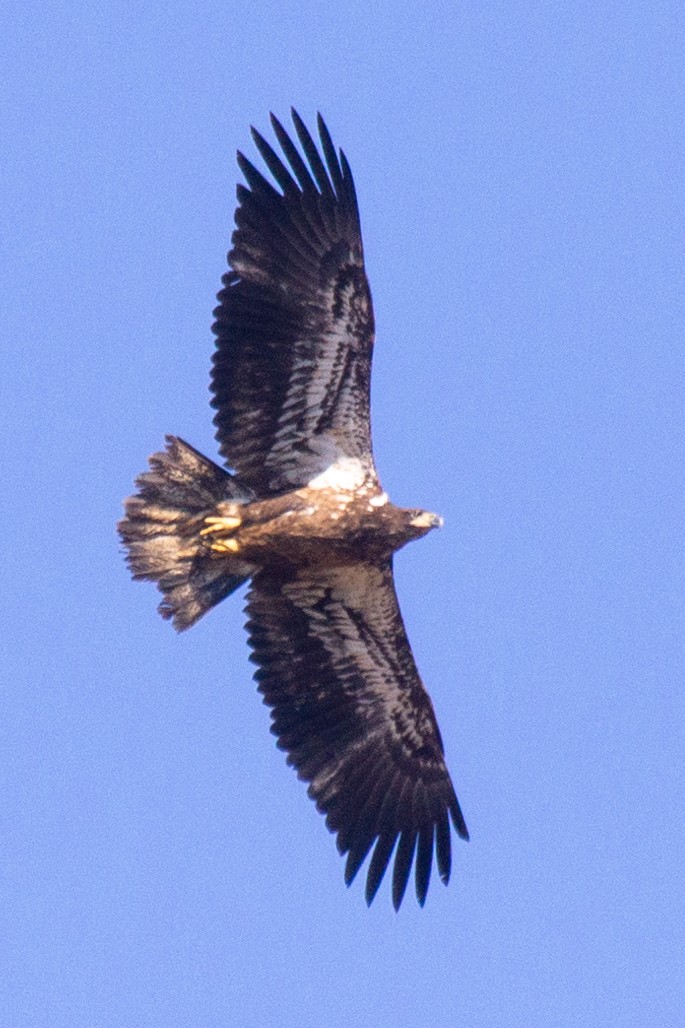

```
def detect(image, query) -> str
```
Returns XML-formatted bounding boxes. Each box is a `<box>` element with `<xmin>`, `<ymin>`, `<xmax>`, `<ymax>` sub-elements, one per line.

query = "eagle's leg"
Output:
<box><xmin>200</xmin><ymin>503</ymin><xmax>243</xmax><ymax>553</ymax></box>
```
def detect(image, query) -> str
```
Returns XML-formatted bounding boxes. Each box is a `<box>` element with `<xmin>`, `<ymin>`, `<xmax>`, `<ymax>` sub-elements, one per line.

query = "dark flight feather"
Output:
<box><xmin>245</xmin><ymin>560</ymin><xmax>468</xmax><ymax>908</ymax></box>
<box><xmin>211</xmin><ymin>112</ymin><xmax>375</xmax><ymax>496</ymax></box>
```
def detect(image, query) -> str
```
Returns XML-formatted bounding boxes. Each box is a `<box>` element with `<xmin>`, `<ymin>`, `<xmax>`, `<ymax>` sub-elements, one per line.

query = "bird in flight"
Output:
<box><xmin>119</xmin><ymin>109</ymin><xmax>468</xmax><ymax>909</ymax></box>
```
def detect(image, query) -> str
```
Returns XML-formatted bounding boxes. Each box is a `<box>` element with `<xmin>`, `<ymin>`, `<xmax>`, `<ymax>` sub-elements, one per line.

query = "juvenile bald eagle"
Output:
<box><xmin>119</xmin><ymin>110</ymin><xmax>468</xmax><ymax>909</ymax></box>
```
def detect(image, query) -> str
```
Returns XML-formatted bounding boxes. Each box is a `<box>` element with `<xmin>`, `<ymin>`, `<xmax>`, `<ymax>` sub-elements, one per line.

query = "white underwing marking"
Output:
<box><xmin>307</xmin><ymin>456</ymin><xmax>367</xmax><ymax>491</ymax></box>
<box><xmin>368</xmin><ymin>492</ymin><xmax>388</xmax><ymax>508</ymax></box>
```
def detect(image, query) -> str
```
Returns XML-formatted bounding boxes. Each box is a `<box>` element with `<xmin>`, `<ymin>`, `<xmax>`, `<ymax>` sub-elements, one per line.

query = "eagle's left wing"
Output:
<box><xmin>211</xmin><ymin>110</ymin><xmax>376</xmax><ymax>497</ymax></box>
<box><xmin>246</xmin><ymin>560</ymin><xmax>468</xmax><ymax>909</ymax></box>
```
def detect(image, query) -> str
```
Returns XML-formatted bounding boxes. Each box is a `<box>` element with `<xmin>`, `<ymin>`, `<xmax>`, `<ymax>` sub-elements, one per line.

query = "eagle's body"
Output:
<box><xmin>207</xmin><ymin>485</ymin><xmax>441</xmax><ymax>567</ymax></box>
<box><xmin>119</xmin><ymin>110</ymin><xmax>468</xmax><ymax>909</ymax></box>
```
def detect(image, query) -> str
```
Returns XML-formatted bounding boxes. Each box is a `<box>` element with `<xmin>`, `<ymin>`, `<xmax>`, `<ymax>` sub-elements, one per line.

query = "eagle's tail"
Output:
<box><xmin>118</xmin><ymin>436</ymin><xmax>255</xmax><ymax>631</ymax></box>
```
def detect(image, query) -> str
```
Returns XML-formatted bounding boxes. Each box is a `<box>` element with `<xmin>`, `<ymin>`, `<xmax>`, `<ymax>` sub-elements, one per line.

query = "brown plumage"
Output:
<box><xmin>118</xmin><ymin>110</ymin><xmax>468</xmax><ymax>909</ymax></box>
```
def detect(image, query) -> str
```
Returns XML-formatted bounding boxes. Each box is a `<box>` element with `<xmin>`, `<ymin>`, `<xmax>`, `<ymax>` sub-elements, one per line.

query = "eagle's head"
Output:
<box><xmin>408</xmin><ymin>510</ymin><xmax>444</xmax><ymax>535</ymax></box>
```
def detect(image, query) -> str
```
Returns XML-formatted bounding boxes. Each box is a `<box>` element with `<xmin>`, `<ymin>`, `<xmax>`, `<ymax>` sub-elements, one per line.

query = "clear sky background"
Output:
<box><xmin>3</xmin><ymin>2</ymin><xmax>684</xmax><ymax>1026</ymax></box>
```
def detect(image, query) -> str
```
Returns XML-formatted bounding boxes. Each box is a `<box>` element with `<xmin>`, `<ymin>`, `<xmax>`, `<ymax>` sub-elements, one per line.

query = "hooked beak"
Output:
<box><xmin>409</xmin><ymin>511</ymin><xmax>444</xmax><ymax>530</ymax></box>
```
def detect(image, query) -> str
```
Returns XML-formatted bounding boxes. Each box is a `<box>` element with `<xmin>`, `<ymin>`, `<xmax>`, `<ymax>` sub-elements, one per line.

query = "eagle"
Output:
<box><xmin>118</xmin><ymin>110</ymin><xmax>469</xmax><ymax>909</ymax></box>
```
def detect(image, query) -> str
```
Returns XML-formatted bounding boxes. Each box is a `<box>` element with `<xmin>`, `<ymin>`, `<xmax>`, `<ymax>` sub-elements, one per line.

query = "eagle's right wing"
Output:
<box><xmin>245</xmin><ymin>560</ymin><xmax>468</xmax><ymax>909</ymax></box>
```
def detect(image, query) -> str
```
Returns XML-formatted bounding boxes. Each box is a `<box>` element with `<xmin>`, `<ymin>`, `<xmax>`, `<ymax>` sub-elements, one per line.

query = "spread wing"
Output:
<box><xmin>211</xmin><ymin>110</ymin><xmax>376</xmax><ymax>496</ymax></box>
<box><xmin>246</xmin><ymin>560</ymin><xmax>468</xmax><ymax>909</ymax></box>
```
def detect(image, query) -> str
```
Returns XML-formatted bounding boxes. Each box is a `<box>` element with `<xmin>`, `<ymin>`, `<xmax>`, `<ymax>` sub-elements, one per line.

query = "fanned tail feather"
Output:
<box><xmin>118</xmin><ymin>436</ymin><xmax>254</xmax><ymax>630</ymax></box>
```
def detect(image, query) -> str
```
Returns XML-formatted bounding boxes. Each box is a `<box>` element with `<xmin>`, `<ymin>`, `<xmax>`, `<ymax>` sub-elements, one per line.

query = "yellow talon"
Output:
<box><xmin>200</xmin><ymin>515</ymin><xmax>242</xmax><ymax>536</ymax></box>
<box><xmin>210</xmin><ymin>538</ymin><xmax>241</xmax><ymax>554</ymax></box>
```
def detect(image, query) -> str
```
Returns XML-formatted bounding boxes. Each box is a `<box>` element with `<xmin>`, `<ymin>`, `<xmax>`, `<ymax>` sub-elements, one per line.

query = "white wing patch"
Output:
<box><xmin>308</xmin><ymin>456</ymin><xmax>368</xmax><ymax>491</ymax></box>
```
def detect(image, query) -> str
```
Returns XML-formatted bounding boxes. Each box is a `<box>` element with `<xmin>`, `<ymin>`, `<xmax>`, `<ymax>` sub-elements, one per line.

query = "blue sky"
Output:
<box><xmin>3</xmin><ymin>2</ymin><xmax>684</xmax><ymax>1025</ymax></box>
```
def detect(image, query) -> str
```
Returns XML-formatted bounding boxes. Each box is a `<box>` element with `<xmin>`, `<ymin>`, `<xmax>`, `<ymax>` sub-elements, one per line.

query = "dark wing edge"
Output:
<box><xmin>211</xmin><ymin>110</ymin><xmax>377</xmax><ymax>495</ymax></box>
<box><xmin>245</xmin><ymin>561</ymin><xmax>468</xmax><ymax>910</ymax></box>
